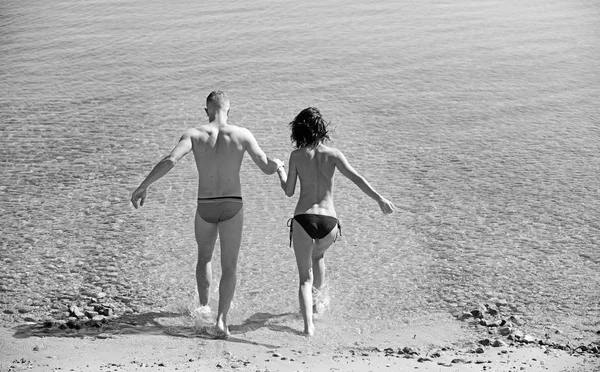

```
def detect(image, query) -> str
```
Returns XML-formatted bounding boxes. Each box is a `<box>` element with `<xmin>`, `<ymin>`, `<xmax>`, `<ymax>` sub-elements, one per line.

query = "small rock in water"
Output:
<box><xmin>471</xmin><ymin>309</ymin><xmax>485</xmax><ymax>319</ymax></box>
<box><xmin>509</xmin><ymin>329</ymin><xmax>524</xmax><ymax>340</ymax></box>
<box><xmin>498</xmin><ymin>327</ymin><xmax>512</xmax><ymax>336</ymax></box>
<box><xmin>485</xmin><ymin>305</ymin><xmax>499</xmax><ymax>317</ymax></box>
<box><xmin>451</xmin><ymin>358</ymin><xmax>468</xmax><ymax>364</ymax></box>
<box><xmin>429</xmin><ymin>349</ymin><xmax>443</xmax><ymax>358</ymax></box>
<box><xmin>508</xmin><ymin>315</ymin><xmax>523</xmax><ymax>325</ymax></box>
<box><xmin>495</xmin><ymin>299</ymin><xmax>508</xmax><ymax>307</ymax></box>
<box><xmin>17</xmin><ymin>306</ymin><xmax>33</xmax><ymax>314</ymax></box>
<box><xmin>547</xmin><ymin>326</ymin><xmax>562</xmax><ymax>334</ymax></box>
<box><xmin>66</xmin><ymin>319</ymin><xmax>81</xmax><ymax>330</ymax></box>
<box><xmin>488</xmin><ymin>319</ymin><xmax>505</xmax><ymax>327</ymax></box>
<box><xmin>458</xmin><ymin>312</ymin><xmax>472</xmax><ymax>320</ymax></box>
<box><xmin>492</xmin><ymin>339</ymin><xmax>508</xmax><ymax>347</ymax></box>
<box><xmin>69</xmin><ymin>306</ymin><xmax>86</xmax><ymax>319</ymax></box>
<box><xmin>85</xmin><ymin>310</ymin><xmax>99</xmax><ymax>318</ymax></box>
<box><xmin>402</xmin><ymin>347</ymin><xmax>420</xmax><ymax>355</ymax></box>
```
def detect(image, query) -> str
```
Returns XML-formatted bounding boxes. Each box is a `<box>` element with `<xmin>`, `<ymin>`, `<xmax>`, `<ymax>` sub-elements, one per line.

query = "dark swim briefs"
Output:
<box><xmin>197</xmin><ymin>196</ymin><xmax>243</xmax><ymax>223</ymax></box>
<box><xmin>287</xmin><ymin>214</ymin><xmax>342</xmax><ymax>247</ymax></box>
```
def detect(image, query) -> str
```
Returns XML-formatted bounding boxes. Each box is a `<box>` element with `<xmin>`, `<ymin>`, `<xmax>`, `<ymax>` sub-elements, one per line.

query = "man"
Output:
<box><xmin>131</xmin><ymin>91</ymin><xmax>283</xmax><ymax>337</ymax></box>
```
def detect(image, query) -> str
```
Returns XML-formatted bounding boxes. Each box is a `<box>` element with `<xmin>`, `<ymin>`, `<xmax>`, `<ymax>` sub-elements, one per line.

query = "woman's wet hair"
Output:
<box><xmin>289</xmin><ymin>107</ymin><xmax>331</xmax><ymax>148</ymax></box>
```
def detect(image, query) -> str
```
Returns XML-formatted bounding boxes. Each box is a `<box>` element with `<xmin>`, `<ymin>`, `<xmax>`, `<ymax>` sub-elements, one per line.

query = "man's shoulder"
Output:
<box><xmin>186</xmin><ymin>125</ymin><xmax>246</xmax><ymax>136</ymax></box>
<box><xmin>225</xmin><ymin>125</ymin><xmax>254</xmax><ymax>141</ymax></box>
<box><xmin>226</xmin><ymin>124</ymin><xmax>251</xmax><ymax>134</ymax></box>
<box><xmin>183</xmin><ymin>127</ymin><xmax>207</xmax><ymax>139</ymax></box>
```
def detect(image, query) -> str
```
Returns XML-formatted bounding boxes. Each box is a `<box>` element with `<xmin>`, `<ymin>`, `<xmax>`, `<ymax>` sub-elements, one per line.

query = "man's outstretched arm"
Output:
<box><xmin>276</xmin><ymin>155</ymin><xmax>297</xmax><ymax>197</ymax></box>
<box><xmin>131</xmin><ymin>131</ymin><xmax>193</xmax><ymax>208</ymax></box>
<box><xmin>243</xmin><ymin>128</ymin><xmax>282</xmax><ymax>175</ymax></box>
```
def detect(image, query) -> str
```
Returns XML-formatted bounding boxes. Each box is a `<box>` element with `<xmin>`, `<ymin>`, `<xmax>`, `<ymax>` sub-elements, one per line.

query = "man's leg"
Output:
<box><xmin>195</xmin><ymin>210</ymin><xmax>218</xmax><ymax>308</ymax></box>
<box><xmin>292</xmin><ymin>220</ymin><xmax>316</xmax><ymax>336</ymax></box>
<box><xmin>214</xmin><ymin>208</ymin><xmax>244</xmax><ymax>337</ymax></box>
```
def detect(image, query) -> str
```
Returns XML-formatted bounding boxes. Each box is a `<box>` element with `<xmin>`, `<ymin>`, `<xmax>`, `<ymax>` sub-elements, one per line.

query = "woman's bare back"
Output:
<box><xmin>292</xmin><ymin>144</ymin><xmax>340</xmax><ymax>216</ymax></box>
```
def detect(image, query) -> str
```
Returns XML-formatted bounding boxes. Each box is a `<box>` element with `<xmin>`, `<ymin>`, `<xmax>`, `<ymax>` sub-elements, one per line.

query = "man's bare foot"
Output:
<box><xmin>215</xmin><ymin>319</ymin><xmax>230</xmax><ymax>339</ymax></box>
<box><xmin>204</xmin><ymin>324</ymin><xmax>229</xmax><ymax>339</ymax></box>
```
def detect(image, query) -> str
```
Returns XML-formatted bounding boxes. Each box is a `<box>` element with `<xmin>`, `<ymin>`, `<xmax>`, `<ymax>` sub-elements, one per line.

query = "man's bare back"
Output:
<box><xmin>187</xmin><ymin>123</ymin><xmax>266</xmax><ymax>198</ymax></box>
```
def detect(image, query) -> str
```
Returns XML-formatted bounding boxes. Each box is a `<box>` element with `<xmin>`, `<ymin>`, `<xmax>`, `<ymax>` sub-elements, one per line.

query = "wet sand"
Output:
<box><xmin>1</xmin><ymin>326</ymin><xmax>597</xmax><ymax>372</ymax></box>
<box><xmin>1</xmin><ymin>309</ymin><xmax>598</xmax><ymax>372</ymax></box>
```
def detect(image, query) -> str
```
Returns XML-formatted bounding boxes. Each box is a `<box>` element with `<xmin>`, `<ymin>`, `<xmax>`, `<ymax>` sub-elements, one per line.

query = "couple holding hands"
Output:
<box><xmin>131</xmin><ymin>91</ymin><xmax>394</xmax><ymax>337</ymax></box>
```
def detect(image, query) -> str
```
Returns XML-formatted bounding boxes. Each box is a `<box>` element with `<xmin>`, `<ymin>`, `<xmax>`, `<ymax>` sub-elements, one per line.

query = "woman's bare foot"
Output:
<box><xmin>304</xmin><ymin>323</ymin><xmax>315</xmax><ymax>336</ymax></box>
<box><xmin>312</xmin><ymin>286</ymin><xmax>330</xmax><ymax>315</ymax></box>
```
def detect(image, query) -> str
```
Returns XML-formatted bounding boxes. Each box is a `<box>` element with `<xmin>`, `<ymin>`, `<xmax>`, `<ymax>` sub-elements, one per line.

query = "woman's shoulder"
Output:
<box><xmin>317</xmin><ymin>144</ymin><xmax>342</xmax><ymax>157</ymax></box>
<box><xmin>290</xmin><ymin>148</ymin><xmax>305</xmax><ymax>158</ymax></box>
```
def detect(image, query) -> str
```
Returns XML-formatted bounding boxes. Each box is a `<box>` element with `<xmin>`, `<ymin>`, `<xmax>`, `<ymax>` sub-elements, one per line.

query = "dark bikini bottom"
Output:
<box><xmin>287</xmin><ymin>214</ymin><xmax>342</xmax><ymax>247</ymax></box>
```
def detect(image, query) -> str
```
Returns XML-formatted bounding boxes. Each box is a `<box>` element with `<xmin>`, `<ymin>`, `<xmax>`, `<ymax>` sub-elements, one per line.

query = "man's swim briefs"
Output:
<box><xmin>197</xmin><ymin>196</ymin><xmax>243</xmax><ymax>223</ymax></box>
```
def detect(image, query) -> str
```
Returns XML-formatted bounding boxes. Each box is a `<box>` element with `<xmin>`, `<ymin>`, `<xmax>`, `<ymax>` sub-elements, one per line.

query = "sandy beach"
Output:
<box><xmin>1</xmin><ymin>309</ymin><xmax>598</xmax><ymax>372</ymax></box>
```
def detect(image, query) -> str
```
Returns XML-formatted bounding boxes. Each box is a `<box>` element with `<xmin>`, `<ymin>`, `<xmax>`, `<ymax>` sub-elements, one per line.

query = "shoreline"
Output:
<box><xmin>1</xmin><ymin>308</ymin><xmax>598</xmax><ymax>372</ymax></box>
<box><xmin>1</xmin><ymin>328</ymin><xmax>597</xmax><ymax>372</ymax></box>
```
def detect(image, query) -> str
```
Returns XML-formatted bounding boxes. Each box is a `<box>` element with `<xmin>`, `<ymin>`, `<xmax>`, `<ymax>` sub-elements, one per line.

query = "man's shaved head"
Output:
<box><xmin>206</xmin><ymin>90</ymin><xmax>230</xmax><ymax>112</ymax></box>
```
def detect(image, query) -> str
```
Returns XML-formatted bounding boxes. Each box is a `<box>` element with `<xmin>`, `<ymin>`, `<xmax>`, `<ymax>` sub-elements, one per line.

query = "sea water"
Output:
<box><xmin>1</xmin><ymin>0</ymin><xmax>599</xmax><ymax>344</ymax></box>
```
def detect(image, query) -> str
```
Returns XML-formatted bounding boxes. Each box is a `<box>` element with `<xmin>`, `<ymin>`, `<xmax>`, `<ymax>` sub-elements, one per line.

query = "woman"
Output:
<box><xmin>276</xmin><ymin>107</ymin><xmax>394</xmax><ymax>335</ymax></box>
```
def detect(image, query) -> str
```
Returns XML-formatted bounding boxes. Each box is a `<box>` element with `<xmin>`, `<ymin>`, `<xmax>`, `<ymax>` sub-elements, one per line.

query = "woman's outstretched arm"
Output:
<box><xmin>334</xmin><ymin>149</ymin><xmax>394</xmax><ymax>214</ymax></box>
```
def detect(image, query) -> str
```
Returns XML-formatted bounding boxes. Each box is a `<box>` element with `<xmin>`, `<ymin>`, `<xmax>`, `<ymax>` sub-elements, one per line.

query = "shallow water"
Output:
<box><xmin>1</xmin><ymin>0</ymin><xmax>599</xmax><ymax>343</ymax></box>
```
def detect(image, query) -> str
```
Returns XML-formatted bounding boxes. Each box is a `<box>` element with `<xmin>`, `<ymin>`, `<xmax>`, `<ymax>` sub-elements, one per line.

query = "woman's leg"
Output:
<box><xmin>292</xmin><ymin>219</ymin><xmax>316</xmax><ymax>335</ymax></box>
<box><xmin>312</xmin><ymin>225</ymin><xmax>337</xmax><ymax>291</ymax></box>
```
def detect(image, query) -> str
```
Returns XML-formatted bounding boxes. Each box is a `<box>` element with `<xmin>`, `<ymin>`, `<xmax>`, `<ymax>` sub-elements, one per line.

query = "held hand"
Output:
<box><xmin>377</xmin><ymin>197</ymin><xmax>395</xmax><ymax>214</ymax></box>
<box><xmin>131</xmin><ymin>186</ymin><xmax>147</xmax><ymax>209</ymax></box>
<box><xmin>274</xmin><ymin>158</ymin><xmax>285</xmax><ymax>170</ymax></box>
